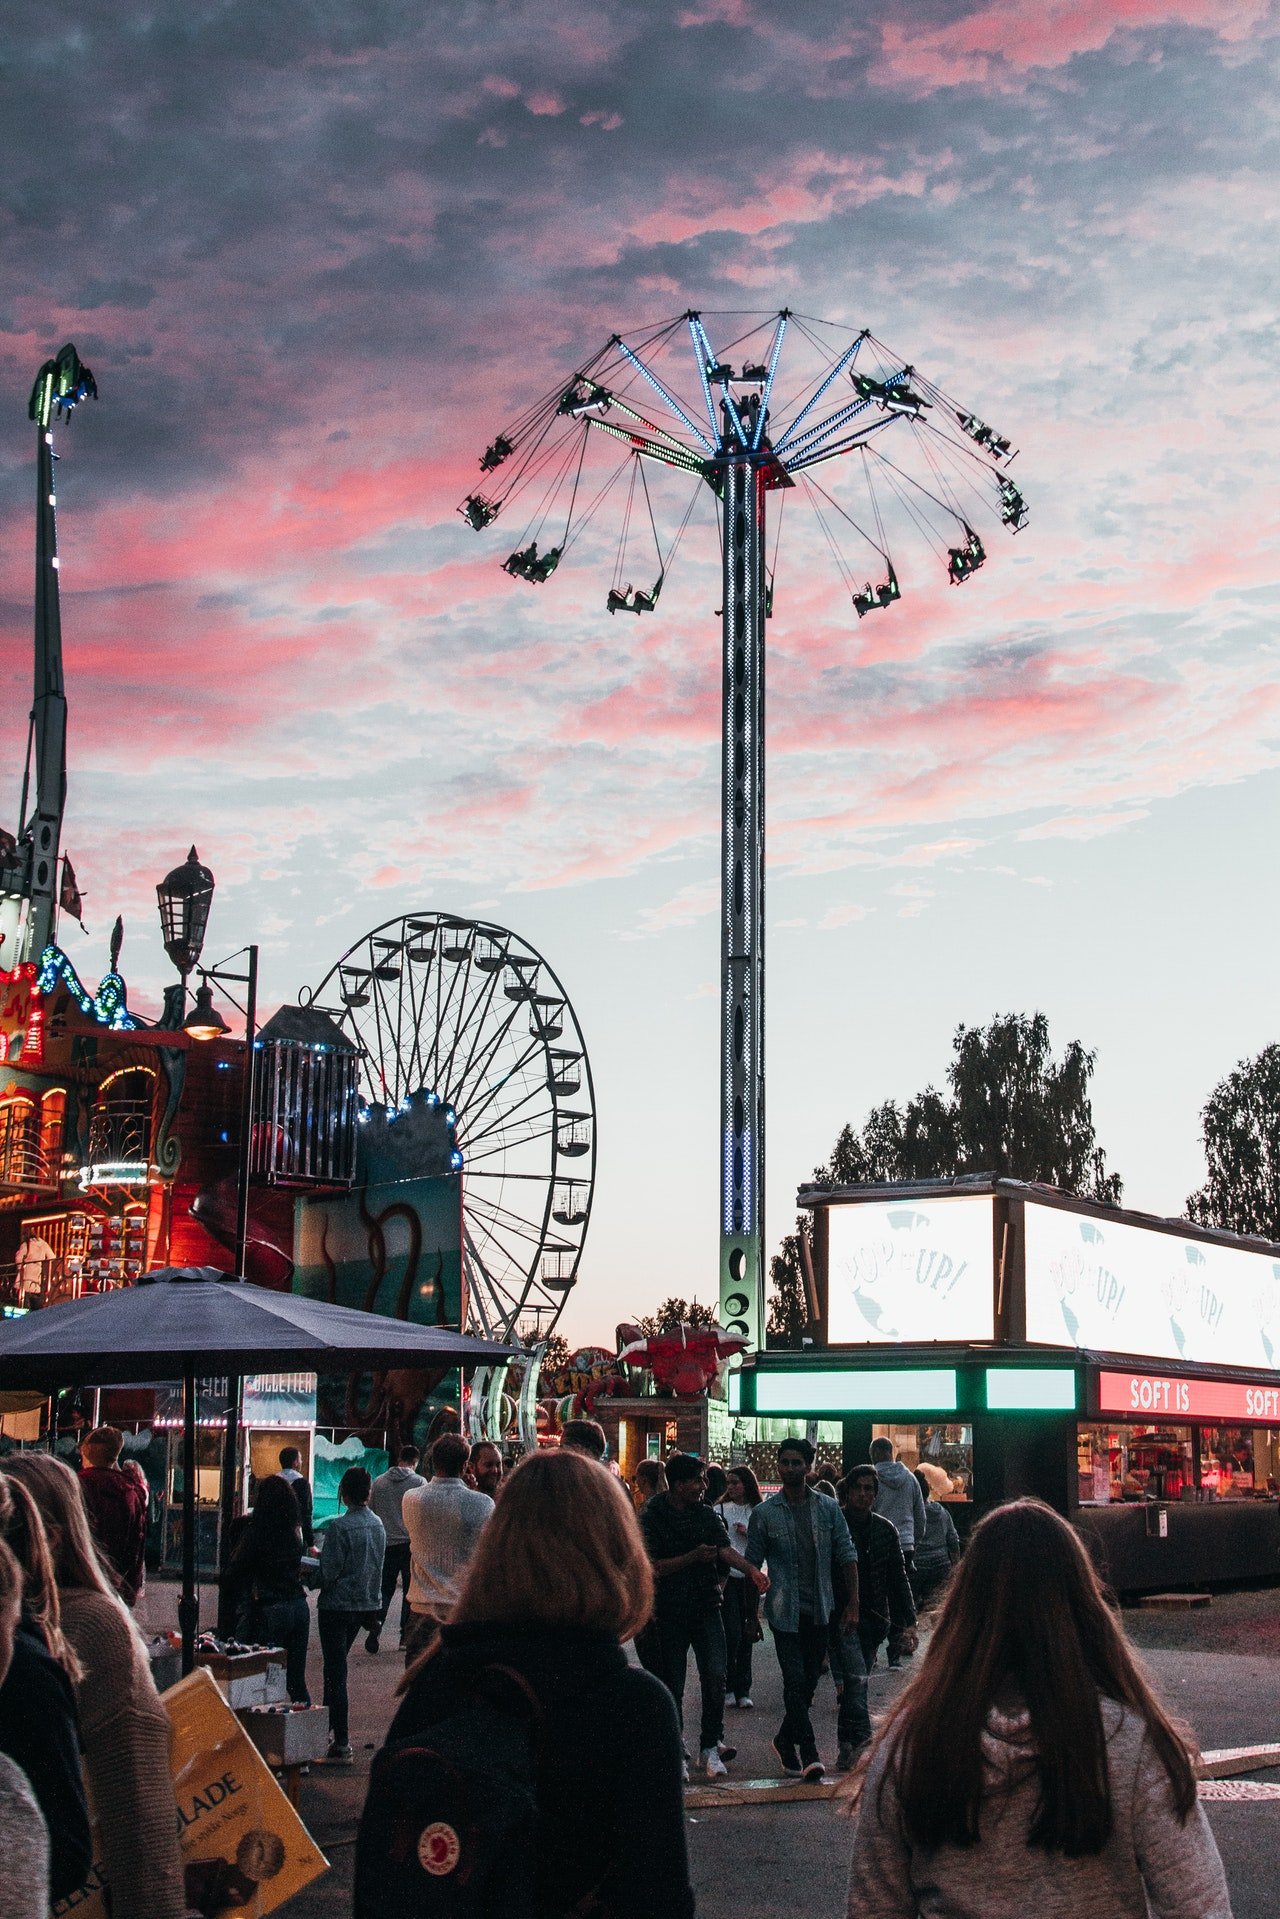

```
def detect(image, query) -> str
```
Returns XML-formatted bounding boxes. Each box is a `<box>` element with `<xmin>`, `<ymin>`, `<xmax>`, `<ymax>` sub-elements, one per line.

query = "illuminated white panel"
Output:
<box><xmin>827</xmin><ymin>1195</ymin><xmax>995</xmax><ymax>1345</ymax></box>
<box><xmin>1024</xmin><ymin>1201</ymin><xmax>1280</xmax><ymax>1374</ymax></box>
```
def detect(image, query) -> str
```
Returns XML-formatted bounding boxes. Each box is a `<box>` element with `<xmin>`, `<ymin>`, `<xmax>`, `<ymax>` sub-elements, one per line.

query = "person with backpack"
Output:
<box><xmin>847</xmin><ymin>1499</ymin><xmax>1232</xmax><ymax>1919</ymax></box>
<box><xmin>356</xmin><ymin>1448</ymin><xmax>695</xmax><ymax>1919</ymax></box>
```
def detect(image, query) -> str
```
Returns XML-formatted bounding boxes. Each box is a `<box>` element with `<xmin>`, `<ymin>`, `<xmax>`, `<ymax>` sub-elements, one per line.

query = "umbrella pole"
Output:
<box><xmin>180</xmin><ymin>1369</ymin><xmax>198</xmax><ymax>1675</ymax></box>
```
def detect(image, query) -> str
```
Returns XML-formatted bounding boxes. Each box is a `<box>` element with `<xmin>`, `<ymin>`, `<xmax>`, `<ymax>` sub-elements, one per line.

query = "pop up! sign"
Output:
<box><xmin>1098</xmin><ymin>1369</ymin><xmax>1280</xmax><ymax>1424</ymax></box>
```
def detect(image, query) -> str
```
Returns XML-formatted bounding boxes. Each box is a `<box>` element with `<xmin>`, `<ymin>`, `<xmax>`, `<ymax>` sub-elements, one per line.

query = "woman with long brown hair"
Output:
<box><xmin>4</xmin><ymin>1454</ymin><xmax>187</xmax><ymax>1919</ymax></box>
<box><xmin>847</xmin><ymin>1499</ymin><xmax>1231</xmax><ymax>1918</ymax></box>
<box><xmin>358</xmin><ymin>1447</ymin><xmax>694</xmax><ymax>1919</ymax></box>
<box><xmin>0</xmin><ymin>1470</ymin><xmax>92</xmax><ymax>1904</ymax></box>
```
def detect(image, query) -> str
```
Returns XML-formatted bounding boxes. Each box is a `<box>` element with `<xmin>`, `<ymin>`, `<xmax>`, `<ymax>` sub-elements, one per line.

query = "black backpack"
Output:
<box><xmin>354</xmin><ymin>1664</ymin><xmax>543</xmax><ymax>1919</ymax></box>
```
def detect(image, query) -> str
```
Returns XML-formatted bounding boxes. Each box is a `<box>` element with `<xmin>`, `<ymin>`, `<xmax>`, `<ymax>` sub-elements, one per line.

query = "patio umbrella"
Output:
<box><xmin>0</xmin><ymin>1267</ymin><xmax>513</xmax><ymax>1669</ymax></box>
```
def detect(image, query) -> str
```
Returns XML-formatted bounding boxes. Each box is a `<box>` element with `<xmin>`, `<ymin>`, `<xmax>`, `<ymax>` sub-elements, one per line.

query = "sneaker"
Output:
<box><xmin>717</xmin><ymin>1741</ymin><xmax>737</xmax><ymax>1763</ymax></box>
<box><xmin>681</xmin><ymin>1757</ymin><xmax>690</xmax><ymax>1784</ymax></box>
<box><xmin>835</xmin><ymin>1742</ymin><xmax>858</xmax><ymax>1773</ymax></box>
<box><xmin>324</xmin><ymin>1742</ymin><xmax>354</xmax><ymax>1766</ymax></box>
<box><xmin>702</xmin><ymin>1747</ymin><xmax>729</xmax><ymax>1780</ymax></box>
<box><xmin>801</xmin><ymin>1757</ymin><xmax>826</xmax><ymax>1782</ymax></box>
<box><xmin>736</xmin><ymin>1695</ymin><xmax>754</xmax><ymax>1710</ymax></box>
<box><xmin>771</xmin><ymin>1734</ymin><xmax>801</xmax><ymax>1776</ymax></box>
<box><xmin>725</xmin><ymin>1692</ymin><xmax>737</xmax><ymax>1708</ymax></box>
<box><xmin>364</xmin><ymin>1631</ymin><xmax>380</xmax><ymax>1655</ymax></box>
<box><xmin>887</xmin><ymin>1655</ymin><xmax>902</xmax><ymax>1670</ymax></box>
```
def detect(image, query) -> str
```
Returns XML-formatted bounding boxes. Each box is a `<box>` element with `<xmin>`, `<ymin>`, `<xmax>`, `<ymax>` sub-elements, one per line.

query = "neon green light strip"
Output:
<box><xmin>754</xmin><ymin>1369</ymin><xmax>957</xmax><ymax>1414</ymax></box>
<box><xmin>984</xmin><ymin>1368</ymin><xmax>1077</xmax><ymax>1412</ymax></box>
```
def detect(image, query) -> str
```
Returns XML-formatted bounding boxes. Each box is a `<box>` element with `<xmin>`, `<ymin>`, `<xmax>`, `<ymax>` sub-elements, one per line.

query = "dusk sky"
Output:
<box><xmin>2</xmin><ymin>1</ymin><xmax>1278</xmax><ymax>1345</ymax></box>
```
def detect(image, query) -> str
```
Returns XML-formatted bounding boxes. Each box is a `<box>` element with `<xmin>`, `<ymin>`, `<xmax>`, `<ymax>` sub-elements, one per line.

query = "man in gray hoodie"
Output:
<box><xmin>367</xmin><ymin>1444</ymin><xmax>425</xmax><ymax>1652</ymax></box>
<box><xmin>871</xmin><ymin>1437</ymin><xmax>927</xmax><ymax>1570</ymax></box>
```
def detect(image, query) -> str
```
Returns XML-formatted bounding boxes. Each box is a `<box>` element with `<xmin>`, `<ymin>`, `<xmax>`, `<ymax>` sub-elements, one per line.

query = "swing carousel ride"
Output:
<box><xmin>459</xmin><ymin>310</ymin><xmax>1025</xmax><ymax>1355</ymax></box>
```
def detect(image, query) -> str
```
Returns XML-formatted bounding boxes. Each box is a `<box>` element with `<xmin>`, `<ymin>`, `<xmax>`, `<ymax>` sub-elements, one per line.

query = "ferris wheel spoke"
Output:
<box><xmin>466</xmin><ymin>1205</ymin><xmax>539</xmax><ymax>1286</ymax></box>
<box><xmin>442</xmin><ymin>964</ymin><xmax>513</xmax><ymax>1108</ymax></box>
<box><xmin>463</xmin><ymin>1100</ymin><xmax>557</xmax><ymax>1158</ymax></box>
<box><xmin>460</xmin><ymin>1123</ymin><xmax>556</xmax><ymax>1171</ymax></box>
<box><xmin>465</xmin><ymin>1191</ymin><xmax>557</xmax><ymax>1249</ymax></box>
<box><xmin>454</xmin><ymin>1035</ymin><xmax>548</xmax><ymax>1144</ymax></box>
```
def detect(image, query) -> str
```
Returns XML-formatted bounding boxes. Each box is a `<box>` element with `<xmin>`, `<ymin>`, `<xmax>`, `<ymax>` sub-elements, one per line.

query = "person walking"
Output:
<box><xmin>911</xmin><ymin>1468</ymin><xmax>960</xmax><ymax>1611</ymax></box>
<box><xmin>847</xmin><ymin>1498</ymin><xmax>1232</xmax><ymax>1919</ymax></box>
<box><xmin>559</xmin><ymin>1418</ymin><xmax>608</xmax><ymax>1461</ymax></box>
<box><xmin>718</xmin><ymin>1465</ymin><xmax>762</xmax><ymax>1709</ymax></box>
<box><xmin>745</xmin><ymin>1436</ymin><xmax>859</xmax><ymax>1781</ymax></box>
<box><xmin>224</xmin><ymin>1475</ymin><xmax>311</xmax><ymax>1704</ymax></box>
<box><xmin>4</xmin><ymin>1454</ymin><xmax>187</xmax><ymax>1919</ymax></box>
<box><xmin>401</xmin><ymin>1433</ymin><xmax>493</xmax><ymax>1660</ymax></box>
<box><xmin>640</xmin><ymin>1453</ymin><xmax>767</xmax><ymax>1781</ymax></box>
<box><xmin>0</xmin><ymin>1473</ymin><xmax>92</xmax><ymax>1903</ymax></box>
<box><xmin>0</xmin><ymin>1529</ymin><xmax>50</xmax><ymax>1919</ymax></box>
<box><xmin>277</xmin><ymin>1446</ymin><xmax>314</xmax><ymax>1550</ymax></box>
<box><xmin>366</xmin><ymin>1445</ymin><xmax>424</xmax><ymax>1653</ymax></box>
<box><xmin>77</xmin><ymin>1426</ymin><xmax>149</xmax><ymax>1607</ymax></box>
<box><xmin>871</xmin><ymin>1437</ymin><xmax>926</xmax><ymax>1664</ymax></box>
<box><xmin>834</xmin><ymin>1466</ymin><xmax>917</xmax><ymax>1767</ymax></box>
<box><xmin>632</xmin><ymin>1458</ymin><xmax>667</xmax><ymax>1510</ymax></box>
<box><xmin>361</xmin><ymin>1450</ymin><xmax>695</xmax><ymax>1919</ymax></box>
<box><xmin>318</xmin><ymin>1467</ymin><xmax>386</xmax><ymax>1766</ymax></box>
<box><xmin>470</xmin><ymin>1441</ymin><xmax>505</xmax><ymax>1499</ymax></box>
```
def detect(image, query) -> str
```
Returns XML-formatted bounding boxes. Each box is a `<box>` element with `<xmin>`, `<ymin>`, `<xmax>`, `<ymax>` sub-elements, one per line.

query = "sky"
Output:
<box><xmin>2</xmin><ymin>0</ymin><xmax>1279</xmax><ymax>1347</ymax></box>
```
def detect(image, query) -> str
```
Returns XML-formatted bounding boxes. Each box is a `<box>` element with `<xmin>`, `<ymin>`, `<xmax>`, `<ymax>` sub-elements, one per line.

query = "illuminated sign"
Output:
<box><xmin>0</xmin><ymin>963</ymin><xmax>44</xmax><ymax>1066</ymax></box>
<box><xmin>985</xmin><ymin>1367</ymin><xmax>1077</xmax><ymax>1412</ymax></box>
<box><xmin>1097</xmin><ymin>1369</ymin><xmax>1280</xmax><ymax>1424</ymax></box>
<box><xmin>755</xmin><ymin>1368</ymin><xmax>957</xmax><ymax>1414</ymax></box>
<box><xmin>1025</xmin><ymin>1203</ymin><xmax>1280</xmax><ymax>1375</ymax></box>
<box><xmin>827</xmin><ymin>1196</ymin><xmax>994</xmax><ymax>1345</ymax></box>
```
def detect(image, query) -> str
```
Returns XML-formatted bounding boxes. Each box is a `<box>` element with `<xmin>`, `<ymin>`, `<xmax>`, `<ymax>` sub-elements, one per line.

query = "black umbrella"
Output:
<box><xmin>0</xmin><ymin>1267</ymin><xmax>512</xmax><ymax>1668</ymax></box>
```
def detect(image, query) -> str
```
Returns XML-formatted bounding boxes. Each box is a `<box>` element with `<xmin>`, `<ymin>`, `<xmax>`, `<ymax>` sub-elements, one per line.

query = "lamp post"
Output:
<box><xmin>156</xmin><ymin>848</ymin><xmax>215</xmax><ymax>1013</ymax></box>
<box><xmin>182</xmin><ymin>943</ymin><xmax>258</xmax><ymax>1662</ymax></box>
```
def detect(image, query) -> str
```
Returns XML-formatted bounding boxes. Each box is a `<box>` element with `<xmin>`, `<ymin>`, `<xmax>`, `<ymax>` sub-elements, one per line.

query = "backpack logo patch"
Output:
<box><xmin>417</xmin><ymin>1821</ymin><xmax>461</xmax><ymax>1877</ymax></box>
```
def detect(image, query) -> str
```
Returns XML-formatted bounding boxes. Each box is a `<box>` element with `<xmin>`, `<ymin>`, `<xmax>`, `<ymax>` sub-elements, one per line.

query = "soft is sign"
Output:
<box><xmin>1098</xmin><ymin>1370</ymin><xmax>1280</xmax><ymax>1423</ymax></box>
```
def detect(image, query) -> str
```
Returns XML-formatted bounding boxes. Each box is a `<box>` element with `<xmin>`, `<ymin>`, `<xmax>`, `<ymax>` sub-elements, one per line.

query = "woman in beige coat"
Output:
<box><xmin>4</xmin><ymin>1454</ymin><xmax>187</xmax><ymax>1919</ymax></box>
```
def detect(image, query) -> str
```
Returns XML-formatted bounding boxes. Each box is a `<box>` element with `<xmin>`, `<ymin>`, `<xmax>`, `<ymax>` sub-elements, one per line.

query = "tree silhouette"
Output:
<box><xmin>767</xmin><ymin>1011</ymin><xmax>1121</xmax><ymax>1335</ymax></box>
<box><xmin>1187</xmin><ymin>1043</ymin><xmax>1280</xmax><ymax>1239</ymax></box>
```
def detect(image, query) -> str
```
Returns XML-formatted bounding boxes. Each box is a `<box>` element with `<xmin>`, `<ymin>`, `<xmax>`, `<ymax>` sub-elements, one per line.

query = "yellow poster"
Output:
<box><xmin>52</xmin><ymin>1667</ymin><xmax>328</xmax><ymax>1919</ymax></box>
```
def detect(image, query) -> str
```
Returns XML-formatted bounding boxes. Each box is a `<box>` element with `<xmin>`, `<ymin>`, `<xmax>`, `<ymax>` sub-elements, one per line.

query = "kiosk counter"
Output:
<box><xmin>740</xmin><ymin>1178</ymin><xmax>1280</xmax><ymax>1592</ymax></box>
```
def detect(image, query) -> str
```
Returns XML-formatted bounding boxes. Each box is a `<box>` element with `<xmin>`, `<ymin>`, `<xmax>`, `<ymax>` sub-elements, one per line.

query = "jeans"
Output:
<box><xmin>319</xmin><ymin>1609</ymin><xmax>362</xmax><ymax>1746</ymax></box>
<box><xmin>378</xmin><ymin>1541</ymin><xmax>413</xmax><ymax>1640</ymax></box>
<box><xmin>827</xmin><ymin>1618</ymin><xmax>872</xmax><ymax>1750</ymax></box>
<box><xmin>259</xmin><ymin>1595</ymin><xmax>311</xmax><ymax>1706</ymax></box>
<box><xmin>721</xmin><ymin>1578</ymin><xmax>755</xmax><ymax>1700</ymax></box>
<box><xmin>654</xmin><ymin>1610</ymin><xmax>727</xmax><ymax>1755</ymax></box>
<box><xmin>771</xmin><ymin>1612</ymin><xmax>829</xmax><ymax>1763</ymax></box>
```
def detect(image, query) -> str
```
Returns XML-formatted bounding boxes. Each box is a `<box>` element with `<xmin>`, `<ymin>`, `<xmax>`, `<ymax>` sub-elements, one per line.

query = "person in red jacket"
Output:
<box><xmin>78</xmin><ymin>1427</ymin><xmax>148</xmax><ymax>1607</ymax></box>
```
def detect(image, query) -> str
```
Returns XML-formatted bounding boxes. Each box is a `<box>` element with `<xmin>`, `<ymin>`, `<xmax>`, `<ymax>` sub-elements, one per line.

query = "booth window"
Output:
<box><xmin>872</xmin><ymin>1423</ymin><xmax>973</xmax><ymax>1502</ymax></box>
<box><xmin>1198</xmin><ymin>1427</ymin><xmax>1268</xmax><ymax>1500</ymax></box>
<box><xmin>1078</xmin><ymin>1424</ymin><xmax>1194</xmax><ymax>1504</ymax></box>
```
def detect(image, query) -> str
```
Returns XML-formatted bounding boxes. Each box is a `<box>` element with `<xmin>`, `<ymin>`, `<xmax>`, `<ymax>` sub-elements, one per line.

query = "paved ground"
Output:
<box><xmin>141</xmin><ymin>1583</ymin><xmax>1280</xmax><ymax>1916</ymax></box>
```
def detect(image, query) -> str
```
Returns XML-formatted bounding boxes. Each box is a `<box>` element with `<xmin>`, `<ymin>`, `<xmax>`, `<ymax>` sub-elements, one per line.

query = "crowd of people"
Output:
<box><xmin>0</xmin><ymin>1416</ymin><xmax>1235</xmax><ymax>1919</ymax></box>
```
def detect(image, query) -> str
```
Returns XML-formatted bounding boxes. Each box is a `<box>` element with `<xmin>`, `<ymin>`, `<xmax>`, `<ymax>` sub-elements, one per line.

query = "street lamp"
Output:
<box><xmin>183</xmin><ymin>943</ymin><xmax>258</xmax><ymax>1652</ymax></box>
<box><xmin>156</xmin><ymin>848</ymin><xmax>215</xmax><ymax>1009</ymax></box>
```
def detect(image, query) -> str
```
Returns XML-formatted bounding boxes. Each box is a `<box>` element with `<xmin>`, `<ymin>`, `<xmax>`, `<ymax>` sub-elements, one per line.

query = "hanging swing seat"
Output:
<box><xmin>853</xmin><ymin>565</ymin><xmax>900</xmax><ymax>618</ymax></box>
<box><xmin>462</xmin><ymin>495</ymin><xmax>499</xmax><ymax>530</ymax></box>
<box><xmin>504</xmin><ymin>542</ymin><xmax>562</xmax><ymax>583</ymax></box>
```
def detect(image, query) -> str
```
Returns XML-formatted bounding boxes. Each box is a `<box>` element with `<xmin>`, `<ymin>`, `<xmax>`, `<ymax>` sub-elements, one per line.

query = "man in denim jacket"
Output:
<box><xmin>745</xmin><ymin>1436</ymin><xmax>860</xmax><ymax>1779</ymax></box>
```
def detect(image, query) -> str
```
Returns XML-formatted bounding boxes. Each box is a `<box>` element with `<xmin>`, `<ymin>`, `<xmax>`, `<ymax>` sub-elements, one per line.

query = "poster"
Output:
<box><xmin>53</xmin><ymin>1667</ymin><xmax>328</xmax><ymax>1919</ymax></box>
<box><xmin>827</xmin><ymin>1195</ymin><xmax>995</xmax><ymax>1345</ymax></box>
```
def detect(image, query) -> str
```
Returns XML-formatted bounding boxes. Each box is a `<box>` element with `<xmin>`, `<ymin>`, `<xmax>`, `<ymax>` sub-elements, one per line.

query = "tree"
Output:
<box><xmin>767</xmin><ymin>1217</ymin><xmax>812</xmax><ymax>1348</ymax></box>
<box><xmin>1186</xmin><ymin>1043</ymin><xmax>1280</xmax><ymax>1239</ymax></box>
<box><xmin>809</xmin><ymin>1012</ymin><xmax>1121</xmax><ymax>1201</ymax></box>
<box><xmin>634</xmin><ymin>1296</ymin><xmax>718</xmax><ymax>1337</ymax></box>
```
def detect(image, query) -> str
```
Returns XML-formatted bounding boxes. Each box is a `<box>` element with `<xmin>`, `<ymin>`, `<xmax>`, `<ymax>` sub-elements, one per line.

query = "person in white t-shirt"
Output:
<box><xmin>717</xmin><ymin>1466</ymin><xmax>763</xmax><ymax>1709</ymax></box>
<box><xmin>400</xmin><ymin>1433</ymin><xmax>493</xmax><ymax>1660</ymax></box>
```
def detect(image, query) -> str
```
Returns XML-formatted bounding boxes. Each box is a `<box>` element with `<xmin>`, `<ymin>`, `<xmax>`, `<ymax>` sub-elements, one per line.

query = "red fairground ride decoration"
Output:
<box><xmin>617</xmin><ymin>1321</ymin><xmax>750</xmax><ymax>1399</ymax></box>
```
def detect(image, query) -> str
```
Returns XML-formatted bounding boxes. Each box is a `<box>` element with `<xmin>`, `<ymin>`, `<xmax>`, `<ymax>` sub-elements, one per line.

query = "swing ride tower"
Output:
<box><xmin>0</xmin><ymin>345</ymin><xmax>97</xmax><ymax>967</ymax></box>
<box><xmin>460</xmin><ymin>310</ymin><xmax>1026</xmax><ymax>1353</ymax></box>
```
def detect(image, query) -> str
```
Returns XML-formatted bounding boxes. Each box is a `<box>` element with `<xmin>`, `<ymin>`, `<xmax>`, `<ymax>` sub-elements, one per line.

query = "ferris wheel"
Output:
<box><xmin>307</xmin><ymin>912</ymin><xmax>596</xmax><ymax>1342</ymax></box>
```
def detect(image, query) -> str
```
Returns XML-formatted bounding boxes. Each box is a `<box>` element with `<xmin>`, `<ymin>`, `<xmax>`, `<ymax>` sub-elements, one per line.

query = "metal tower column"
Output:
<box><xmin>24</xmin><ymin>409</ymin><xmax>68</xmax><ymax>962</ymax></box>
<box><xmin>718</xmin><ymin>432</ymin><xmax>767</xmax><ymax>1351</ymax></box>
